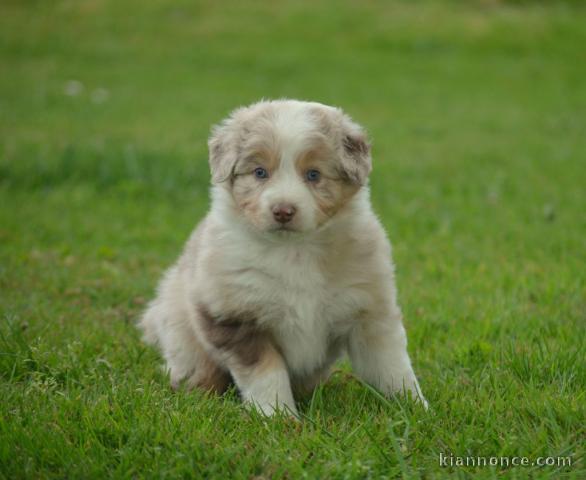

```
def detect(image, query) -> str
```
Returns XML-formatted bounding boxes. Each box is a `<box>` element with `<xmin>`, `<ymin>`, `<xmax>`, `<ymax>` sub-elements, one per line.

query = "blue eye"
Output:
<box><xmin>254</xmin><ymin>167</ymin><xmax>269</xmax><ymax>179</ymax></box>
<box><xmin>306</xmin><ymin>169</ymin><xmax>321</xmax><ymax>182</ymax></box>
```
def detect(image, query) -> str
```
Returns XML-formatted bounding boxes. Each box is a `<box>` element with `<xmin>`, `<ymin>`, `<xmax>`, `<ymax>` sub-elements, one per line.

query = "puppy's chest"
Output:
<box><xmin>273</xmin><ymin>279</ymin><xmax>353</xmax><ymax>374</ymax></box>
<box><xmin>234</xmin><ymin>251</ymin><xmax>361</xmax><ymax>374</ymax></box>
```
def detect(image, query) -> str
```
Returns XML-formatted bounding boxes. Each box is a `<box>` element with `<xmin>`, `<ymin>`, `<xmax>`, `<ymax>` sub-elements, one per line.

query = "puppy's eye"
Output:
<box><xmin>306</xmin><ymin>169</ymin><xmax>321</xmax><ymax>182</ymax></box>
<box><xmin>253</xmin><ymin>167</ymin><xmax>269</xmax><ymax>179</ymax></box>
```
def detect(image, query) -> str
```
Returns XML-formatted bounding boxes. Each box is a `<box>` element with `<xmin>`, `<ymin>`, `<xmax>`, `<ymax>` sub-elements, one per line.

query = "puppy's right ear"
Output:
<box><xmin>208</xmin><ymin>121</ymin><xmax>238</xmax><ymax>184</ymax></box>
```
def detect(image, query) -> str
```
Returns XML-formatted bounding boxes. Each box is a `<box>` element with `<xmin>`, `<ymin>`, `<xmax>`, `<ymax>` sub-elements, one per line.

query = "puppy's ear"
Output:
<box><xmin>208</xmin><ymin>121</ymin><xmax>238</xmax><ymax>184</ymax></box>
<box><xmin>339</xmin><ymin>116</ymin><xmax>372</xmax><ymax>185</ymax></box>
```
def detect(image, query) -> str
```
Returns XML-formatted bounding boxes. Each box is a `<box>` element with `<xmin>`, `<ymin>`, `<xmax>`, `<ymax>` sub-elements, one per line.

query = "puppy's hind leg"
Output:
<box><xmin>140</xmin><ymin>301</ymin><xmax>232</xmax><ymax>393</ymax></box>
<box><xmin>140</xmin><ymin>300</ymin><xmax>193</xmax><ymax>386</ymax></box>
<box><xmin>139</xmin><ymin>266</ymin><xmax>231</xmax><ymax>393</ymax></box>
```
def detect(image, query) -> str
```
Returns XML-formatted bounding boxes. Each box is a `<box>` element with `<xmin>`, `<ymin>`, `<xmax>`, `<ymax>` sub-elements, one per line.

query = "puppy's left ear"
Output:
<box><xmin>208</xmin><ymin>120</ymin><xmax>238</xmax><ymax>184</ymax></box>
<box><xmin>339</xmin><ymin>116</ymin><xmax>372</xmax><ymax>185</ymax></box>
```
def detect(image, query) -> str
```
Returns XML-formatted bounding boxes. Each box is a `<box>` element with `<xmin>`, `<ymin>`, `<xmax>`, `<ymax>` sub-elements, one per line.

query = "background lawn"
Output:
<box><xmin>1</xmin><ymin>0</ymin><xmax>585</xmax><ymax>478</ymax></box>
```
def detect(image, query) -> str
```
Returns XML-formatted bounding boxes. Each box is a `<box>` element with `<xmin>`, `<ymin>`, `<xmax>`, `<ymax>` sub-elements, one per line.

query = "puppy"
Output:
<box><xmin>139</xmin><ymin>99</ymin><xmax>426</xmax><ymax>416</ymax></box>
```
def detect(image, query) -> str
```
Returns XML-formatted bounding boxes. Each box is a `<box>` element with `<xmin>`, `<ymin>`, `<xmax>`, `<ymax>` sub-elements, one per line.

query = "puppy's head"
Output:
<box><xmin>208</xmin><ymin>100</ymin><xmax>371</xmax><ymax>233</ymax></box>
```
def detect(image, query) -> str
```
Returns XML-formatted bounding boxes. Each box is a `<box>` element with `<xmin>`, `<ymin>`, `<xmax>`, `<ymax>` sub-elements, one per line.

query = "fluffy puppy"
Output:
<box><xmin>139</xmin><ymin>99</ymin><xmax>426</xmax><ymax>416</ymax></box>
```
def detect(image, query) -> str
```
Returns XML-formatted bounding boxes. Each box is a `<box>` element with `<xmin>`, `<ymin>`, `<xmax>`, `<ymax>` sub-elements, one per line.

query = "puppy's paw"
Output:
<box><xmin>247</xmin><ymin>399</ymin><xmax>299</xmax><ymax>420</ymax></box>
<box><xmin>415</xmin><ymin>394</ymin><xmax>429</xmax><ymax>410</ymax></box>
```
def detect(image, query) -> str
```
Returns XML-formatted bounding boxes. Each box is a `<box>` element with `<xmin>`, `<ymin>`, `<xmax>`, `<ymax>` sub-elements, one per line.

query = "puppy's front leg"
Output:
<box><xmin>198</xmin><ymin>306</ymin><xmax>297</xmax><ymax>416</ymax></box>
<box><xmin>348</xmin><ymin>315</ymin><xmax>427</xmax><ymax>408</ymax></box>
<box><xmin>228</xmin><ymin>344</ymin><xmax>297</xmax><ymax>417</ymax></box>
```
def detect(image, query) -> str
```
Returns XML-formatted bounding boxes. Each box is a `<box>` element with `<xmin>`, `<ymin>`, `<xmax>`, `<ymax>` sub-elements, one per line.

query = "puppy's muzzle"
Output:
<box><xmin>272</xmin><ymin>203</ymin><xmax>297</xmax><ymax>224</ymax></box>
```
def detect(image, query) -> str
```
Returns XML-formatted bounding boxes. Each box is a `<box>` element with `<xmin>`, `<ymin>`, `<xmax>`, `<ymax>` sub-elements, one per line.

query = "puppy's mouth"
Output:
<box><xmin>269</xmin><ymin>224</ymin><xmax>300</xmax><ymax>233</ymax></box>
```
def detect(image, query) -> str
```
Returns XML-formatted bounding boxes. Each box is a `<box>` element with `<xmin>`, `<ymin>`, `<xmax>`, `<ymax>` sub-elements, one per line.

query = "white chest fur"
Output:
<box><xmin>221</xmin><ymin>238</ymin><xmax>363</xmax><ymax>376</ymax></box>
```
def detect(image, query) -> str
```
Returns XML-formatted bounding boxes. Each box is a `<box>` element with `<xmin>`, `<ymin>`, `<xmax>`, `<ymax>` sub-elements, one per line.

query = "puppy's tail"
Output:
<box><xmin>137</xmin><ymin>264</ymin><xmax>186</xmax><ymax>347</ymax></box>
<box><xmin>137</xmin><ymin>301</ymin><xmax>161</xmax><ymax>346</ymax></box>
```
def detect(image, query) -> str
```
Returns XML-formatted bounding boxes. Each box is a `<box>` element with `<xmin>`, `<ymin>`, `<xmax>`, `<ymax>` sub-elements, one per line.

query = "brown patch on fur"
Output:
<box><xmin>198</xmin><ymin>304</ymin><xmax>271</xmax><ymax>366</ymax></box>
<box><xmin>292</xmin><ymin>366</ymin><xmax>332</xmax><ymax>398</ymax></box>
<box><xmin>231</xmin><ymin>145</ymin><xmax>281</xmax><ymax>226</ymax></box>
<box><xmin>343</xmin><ymin>134</ymin><xmax>369</xmax><ymax>157</ymax></box>
<box><xmin>294</xmin><ymin>144</ymin><xmax>361</xmax><ymax>224</ymax></box>
<box><xmin>308</xmin><ymin>104</ymin><xmax>372</xmax><ymax>185</ymax></box>
<box><xmin>254</xmin><ymin>343</ymin><xmax>285</xmax><ymax>375</ymax></box>
<box><xmin>314</xmin><ymin>180</ymin><xmax>360</xmax><ymax>222</ymax></box>
<box><xmin>295</xmin><ymin>143</ymin><xmax>333</xmax><ymax>174</ymax></box>
<box><xmin>233</xmin><ymin>146</ymin><xmax>280</xmax><ymax>177</ymax></box>
<box><xmin>340</xmin><ymin>131</ymin><xmax>371</xmax><ymax>185</ymax></box>
<box><xmin>232</xmin><ymin>176</ymin><xmax>263</xmax><ymax>216</ymax></box>
<box><xmin>190</xmin><ymin>355</ymin><xmax>233</xmax><ymax>394</ymax></box>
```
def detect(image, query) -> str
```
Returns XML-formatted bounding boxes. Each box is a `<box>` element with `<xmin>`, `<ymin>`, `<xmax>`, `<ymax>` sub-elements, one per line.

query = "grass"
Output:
<box><xmin>1</xmin><ymin>0</ymin><xmax>585</xmax><ymax>478</ymax></box>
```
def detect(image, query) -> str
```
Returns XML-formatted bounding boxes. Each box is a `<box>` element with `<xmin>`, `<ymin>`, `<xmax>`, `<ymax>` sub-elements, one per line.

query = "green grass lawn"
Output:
<box><xmin>1</xmin><ymin>0</ymin><xmax>585</xmax><ymax>478</ymax></box>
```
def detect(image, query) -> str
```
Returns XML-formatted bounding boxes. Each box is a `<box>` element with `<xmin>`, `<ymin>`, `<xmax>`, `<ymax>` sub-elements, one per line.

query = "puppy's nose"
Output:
<box><xmin>272</xmin><ymin>203</ymin><xmax>296</xmax><ymax>224</ymax></box>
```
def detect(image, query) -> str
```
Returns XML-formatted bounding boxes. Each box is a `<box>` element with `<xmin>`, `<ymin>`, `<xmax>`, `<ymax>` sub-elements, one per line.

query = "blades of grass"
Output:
<box><xmin>388</xmin><ymin>421</ymin><xmax>414</xmax><ymax>480</ymax></box>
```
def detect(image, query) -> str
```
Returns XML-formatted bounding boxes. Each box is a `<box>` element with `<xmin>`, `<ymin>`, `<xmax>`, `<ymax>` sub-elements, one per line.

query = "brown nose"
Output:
<box><xmin>272</xmin><ymin>203</ymin><xmax>296</xmax><ymax>224</ymax></box>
